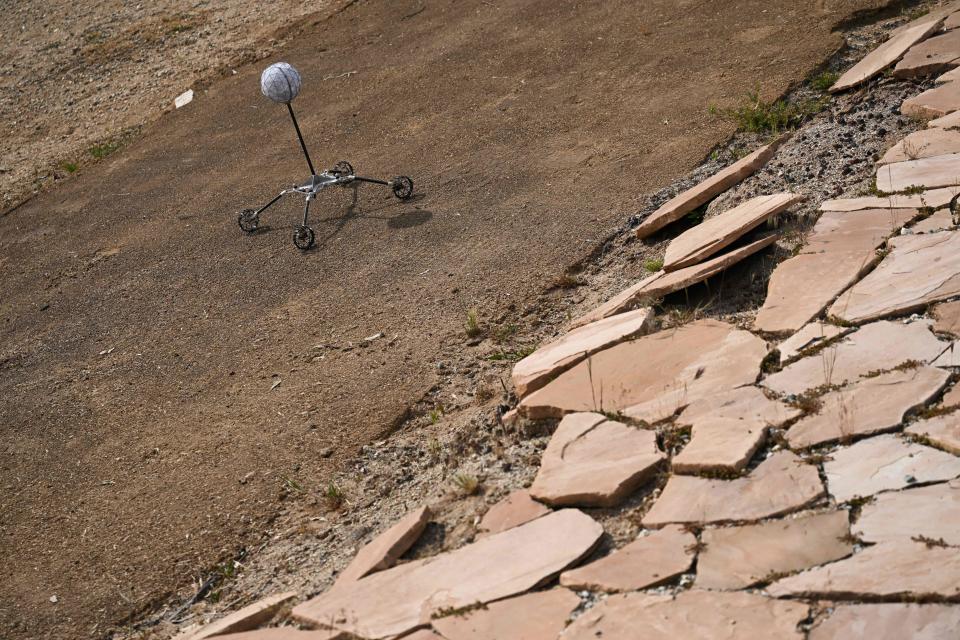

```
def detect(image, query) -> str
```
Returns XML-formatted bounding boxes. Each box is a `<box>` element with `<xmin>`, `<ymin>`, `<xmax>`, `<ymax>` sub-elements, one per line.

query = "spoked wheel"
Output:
<box><xmin>238</xmin><ymin>208</ymin><xmax>259</xmax><ymax>233</ymax></box>
<box><xmin>331</xmin><ymin>160</ymin><xmax>354</xmax><ymax>177</ymax></box>
<box><xmin>391</xmin><ymin>175</ymin><xmax>414</xmax><ymax>200</ymax></box>
<box><xmin>293</xmin><ymin>225</ymin><xmax>316</xmax><ymax>250</ymax></box>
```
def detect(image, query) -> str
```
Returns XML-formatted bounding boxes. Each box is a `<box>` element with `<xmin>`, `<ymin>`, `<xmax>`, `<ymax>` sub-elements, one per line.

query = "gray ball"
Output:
<box><xmin>260</xmin><ymin>62</ymin><xmax>302</xmax><ymax>104</ymax></box>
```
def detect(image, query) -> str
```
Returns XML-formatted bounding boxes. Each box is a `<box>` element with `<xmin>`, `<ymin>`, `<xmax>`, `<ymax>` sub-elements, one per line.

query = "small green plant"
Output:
<box><xmin>810</xmin><ymin>70</ymin><xmax>839</xmax><ymax>93</ymax></box>
<box><xmin>427</xmin><ymin>438</ymin><xmax>443</xmax><ymax>459</ymax></box>
<box><xmin>62</xmin><ymin>162</ymin><xmax>79</xmax><ymax>173</ymax></box>
<box><xmin>88</xmin><ymin>140</ymin><xmax>121</xmax><ymax>160</ymax></box>
<box><xmin>493</xmin><ymin>323</ymin><xmax>518</xmax><ymax>343</ymax></box>
<box><xmin>643</xmin><ymin>258</ymin><xmax>664</xmax><ymax>272</ymax></box>
<box><xmin>451</xmin><ymin>472</ymin><xmax>480</xmax><ymax>496</ymax></box>
<box><xmin>486</xmin><ymin>346</ymin><xmax>536</xmax><ymax>362</ymax></box>
<box><xmin>709</xmin><ymin>88</ymin><xmax>828</xmax><ymax>135</ymax></box>
<box><xmin>465</xmin><ymin>308</ymin><xmax>483</xmax><ymax>338</ymax></box>
<box><xmin>282</xmin><ymin>476</ymin><xmax>304</xmax><ymax>493</ymax></box>
<box><xmin>429</xmin><ymin>404</ymin><xmax>444</xmax><ymax>424</ymax></box>
<box><xmin>323</xmin><ymin>482</ymin><xmax>345</xmax><ymax>510</ymax></box>
<box><xmin>685</xmin><ymin>203</ymin><xmax>708</xmax><ymax>224</ymax></box>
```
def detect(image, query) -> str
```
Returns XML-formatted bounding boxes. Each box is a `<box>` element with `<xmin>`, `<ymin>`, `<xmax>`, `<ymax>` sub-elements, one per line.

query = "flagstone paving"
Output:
<box><xmin>569</xmin><ymin>235</ymin><xmax>777</xmax><ymax>329</ymax></box>
<box><xmin>809</xmin><ymin>604</ymin><xmax>960</xmax><ymax>640</ymax></box>
<box><xmin>823</xmin><ymin>434</ymin><xmax>960</xmax><ymax>502</ymax></box>
<box><xmin>905</xmin><ymin>413</ymin><xmax>960</xmax><ymax>454</ymax></box>
<box><xmin>672</xmin><ymin>386</ymin><xmax>800</xmax><ymax>474</ymax></box>
<box><xmin>512</xmin><ymin>307</ymin><xmax>655</xmax><ymax>398</ymax></box>
<box><xmin>784</xmin><ymin>366</ymin><xmax>949</xmax><ymax>449</ymax></box>
<box><xmin>762</xmin><ymin>320</ymin><xmax>946</xmax><ymax>396</ymax></box>
<box><xmin>291</xmin><ymin>509</ymin><xmax>602</xmax><ymax>639</ymax></box>
<box><xmin>910</xmin><ymin>208</ymin><xmax>954</xmax><ymax>233</ymax></box>
<box><xmin>767</xmin><ymin>539</ymin><xmax>960</xmax><ymax>600</ymax></box>
<box><xmin>634</xmin><ymin>136</ymin><xmax>787</xmax><ymax>239</ymax></box>
<box><xmin>561</xmin><ymin>590</ymin><xmax>808</xmax><ymax>639</ymax></box>
<box><xmin>853</xmin><ymin>480</ymin><xmax>960</xmax><ymax>544</ymax></box>
<box><xmin>643</xmin><ymin>451</ymin><xmax>823</xmax><ymax>526</ymax></box>
<box><xmin>929</xmin><ymin>107</ymin><xmax>960</xmax><ymax>127</ymax></box>
<box><xmin>529</xmin><ymin>412</ymin><xmax>665</xmax><ymax>507</ymax></box>
<box><xmin>695</xmin><ymin>510</ymin><xmax>852</xmax><ymax>590</ymax></box>
<box><xmin>830</xmin><ymin>232</ymin><xmax>960</xmax><ymax>323</ymax></box>
<box><xmin>893</xmin><ymin>28</ymin><xmax>960</xmax><ymax>78</ymax></box>
<box><xmin>335</xmin><ymin>506</ymin><xmax>430</xmax><ymax>586</ymax></box>
<box><xmin>477</xmin><ymin>490</ymin><xmax>550</xmax><ymax>538</ymax></box>
<box><xmin>431</xmin><ymin>588</ymin><xmax>579</xmax><ymax>640</ymax></box>
<box><xmin>879</xmin><ymin>128</ymin><xmax>960</xmax><ymax>164</ymax></box>
<box><xmin>663</xmin><ymin>193</ymin><xmax>802</xmax><ymax>271</ymax></box>
<box><xmin>877</xmin><ymin>153</ymin><xmax>960</xmax><ymax>192</ymax></box>
<box><xmin>174</xmin><ymin>592</ymin><xmax>298</xmax><ymax>640</ymax></box>
<box><xmin>518</xmin><ymin>319</ymin><xmax>767</xmax><ymax>422</ymax></box>
<box><xmin>901</xmin><ymin>80</ymin><xmax>960</xmax><ymax>118</ymax></box>
<box><xmin>933</xmin><ymin>299</ymin><xmax>960</xmax><ymax>335</ymax></box>
<box><xmin>559</xmin><ymin>525</ymin><xmax>695</xmax><ymax>593</ymax></box>
<box><xmin>830</xmin><ymin>13</ymin><xmax>945</xmax><ymax>92</ymax></box>
<box><xmin>776</xmin><ymin>322</ymin><xmax>849</xmax><ymax>364</ymax></box>
<box><xmin>819</xmin><ymin>188</ymin><xmax>955</xmax><ymax>211</ymax></box>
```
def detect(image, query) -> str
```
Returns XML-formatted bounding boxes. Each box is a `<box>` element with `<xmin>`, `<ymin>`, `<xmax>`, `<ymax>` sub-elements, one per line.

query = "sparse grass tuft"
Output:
<box><xmin>644</xmin><ymin>258</ymin><xmax>664</xmax><ymax>273</ymax></box>
<box><xmin>88</xmin><ymin>140</ymin><xmax>121</xmax><ymax>160</ymax></box>
<box><xmin>323</xmin><ymin>482</ymin><xmax>345</xmax><ymax>510</ymax></box>
<box><xmin>62</xmin><ymin>161</ymin><xmax>79</xmax><ymax>173</ymax></box>
<box><xmin>465</xmin><ymin>308</ymin><xmax>483</xmax><ymax>338</ymax></box>
<box><xmin>810</xmin><ymin>70</ymin><xmax>840</xmax><ymax>93</ymax></box>
<box><xmin>709</xmin><ymin>88</ymin><xmax>828</xmax><ymax>135</ymax></box>
<box><xmin>451</xmin><ymin>472</ymin><xmax>480</xmax><ymax>496</ymax></box>
<box><xmin>429</xmin><ymin>404</ymin><xmax>444</xmax><ymax>425</ymax></box>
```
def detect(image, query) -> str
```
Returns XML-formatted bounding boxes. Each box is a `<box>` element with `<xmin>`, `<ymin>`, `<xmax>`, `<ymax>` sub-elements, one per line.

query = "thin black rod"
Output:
<box><xmin>256</xmin><ymin>192</ymin><xmax>284</xmax><ymax>215</ymax></box>
<box><xmin>353</xmin><ymin>176</ymin><xmax>389</xmax><ymax>186</ymax></box>
<box><xmin>287</xmin><ymin>102</ymin><xmax>316</xmax><ymax>176</ymax></box>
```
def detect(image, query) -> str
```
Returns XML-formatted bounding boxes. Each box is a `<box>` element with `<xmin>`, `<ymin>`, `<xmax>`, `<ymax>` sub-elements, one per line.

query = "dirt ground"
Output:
<box><xmin>0</xmin><ymin>0</ymin><xmax>905</xmax><ymax>638</ymax></box>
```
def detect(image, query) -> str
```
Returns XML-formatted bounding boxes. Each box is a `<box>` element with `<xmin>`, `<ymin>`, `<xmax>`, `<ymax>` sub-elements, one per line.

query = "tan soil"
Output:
<box><xmin>0</xmin><ymin>1</ymin><xmax>902</xmax><ymax>638</ymax></box>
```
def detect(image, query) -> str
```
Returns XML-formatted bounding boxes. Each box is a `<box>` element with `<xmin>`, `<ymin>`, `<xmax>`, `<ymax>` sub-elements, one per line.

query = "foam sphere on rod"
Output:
<box><xmin>260</xmin><ymin>62</ymin><xmax>302</xmax><ymax>104</ymax></box>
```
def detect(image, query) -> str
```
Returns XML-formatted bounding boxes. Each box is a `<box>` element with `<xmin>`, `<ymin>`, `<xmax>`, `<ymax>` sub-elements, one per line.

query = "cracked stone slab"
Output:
<box><xmin>754</xmin><ymin>208</ymin><xmax>920</xmax><ymax>334</ymax></box>
<box><xmin>559</xmin><ymin>525</ymin><xmax>695</xmax><ymax>593</ymax></box>
<box><xmin>529</xmin><ymin>412</ymin><xmax>665</xmax><ymax>508</ymax></box>
<box><xmin>643</xmin><ymin>451</ymin><xmax>823</xmax><ymax>526</ymax></box>
<box><xmin>570</xmin><ymin>235</ymin><xmax>778</xmax><ymax>329</ymax></box>
<box><xmin>902</xmin><ymin>81</ymin><xmax>960</xmax><ymax>118</ymax></box>
<box><xmin>785</xmin><ymin>366</ymin><xmax>949</xmax><ymax>449</ymax></box>
<box><xmin>767</xmin><ymin>540</ymin><xmax>960</xmax><ymax>600</ymax></box>
<box><xmin>477</xmin><ymin>490</ymin><xmax>550</xmax><ymax>538</ymax></box>
<box><xmin>820</xmin><ymin>188</ymin><xmax>955</xmax><ymax>211</ymax></box>
<box><xmin>910</xmin><ymin>209</ymin><xmax>954</xmax><ymax>233</ymax></box>
<box><xmin>879</xmin><ymin>128</ymin><xmax>960</xmax><ymax>165</ymax></box>
<box><xmin>663</xmin><ymin>193</ymin><xmax>803</xmax><ymax>271</ymax></box>
<box><xmin>905</xmin><ymin>413</ymin><xmax>960</xmax><ymax>454</ymax></box>
<box><xmin>335</xmin><ymin>506</ymin><xmax>430</xmax><ymax>586</ymax></box>
<box><xmin>762</xmin><ymin>320</ymin><xmax>945</xmax><ymax>396</ymax></box>
<box><xmin>291</xmin><ymin>509</ymin><xmax>602</xmax><ymax>639</ymax></box>
<box><xmin>696</xmin><ymin>510</ymin><xmax>853</xmax><ymax>590</ymax></box>
<box><xmin>830</xmin><ymin>232</ymin><xmax>960</xmax><ymax>324</ymax></box>
<box><xmin>824</xmin><ymin>434</ymin><xmax>960</xmax><ymax>502</ymax></box>
<box><xmin>512</xmin><ymin>307</ymin><xmax>655</xmax><ymax>398</ymax></box>
<box><xmin>175</xmin><ymin>592</ymin><xmax>298</xmax><ymax>640</ymax></box>
<box><xmin>431</xmin><ymin>588</ymin><xmax>580</xmax><ymax>640</ymax></box>
<box><xmin>561</xmin><ymin>590</ymin><xmax>808</xmax><ymax>640</ymax></box>
<box><xmin>672</xmin><ymin>386</ymin><xmax>801</xmax><ymax>474</ymax></box>
<box><xmin>893</xmin><ymin>28</ymin><xmax>960</xmax><ymax>78</ymax></box>
<box><xmin>519</xmin><ymin>319</ymin><xmax>768</xmax><ymax>423</ymax></box>
<box><xmin>809</xmin><ymin>603</ymin><xmax>960</xmax><ymax>640</ymax></box>
<box><xmin>777</xmin><ymin>322</ymin><xmax>850</xmax><ymax>365</ymax></box>
<box><xmin>876</xmin><ymin>153</ymin><xmax>960</xmax><ymax>193</ymax></box>
<box><xmin>853</xmin><ymin>480</ymin><xmax>960</xmax><ymax>544</ymax></box>
<box><xmin>635</xmin><ymin>136</ymin><xmax>787</xmax><ymax>239</ymax></box>
<box><xmin>933</xmin><ymin>299</ymin><xmax>960</xmax><ymax>337</ymax></box>
<box><xmin>928</xmin><ymin>108</ymin><xmax>960</xmax><ymax>127</ymax></box>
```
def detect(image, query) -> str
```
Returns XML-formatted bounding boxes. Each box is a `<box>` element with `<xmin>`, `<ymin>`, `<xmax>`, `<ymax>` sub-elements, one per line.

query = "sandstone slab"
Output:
<box><xmin>696</xmin><ymin>510</ymin><xmax>853</xmax><ymax>590</ymax></box>
<box><xmin>820</xmin><ymin>188</ymin><xmax>955</xmax><ymax>211</ymax></box>
<box><xmin>431</xmin><ymin>588</ymin><xmax>579</xmax><ymax>640</ymax></box>
<box><xmin>893</xmin><ymin>28</ymin><xmax>960</xmax><ymax>78</ymax></box>
<box><xmin>906</xmin><ymin>413</ymin><xmax>960</xmax><ymax>453</ymax></box>
<box><xmin>663</xmin><ymin>193</ymin><xmax>802</xmax><ymax>271</ymax></box>
<box><xmin>559</xmin><ymin>525</ymin><xmax>695</xmax><ymax>593</ymax></box>
<box><xmin>880</xmin><ymin>128</ymin><xmax>960</xmax><ymax>164</ymax></box>
<box><xmin>809</xmin><ymin>604</ymin><xmax>960</xmax><ymax>640</ymax></box>
<box><xmin>562</xmin><ymin>590</ymin><xmax>808</xmax><ymax>640</ymax></box>
<box><xmin>928</xmin><ymin>107</ymin><xmax>960</xmax><ymax>127</ymax></box>
<box><xmin>336</xmin><ymin>506</ymin><xmax>430</xmax><ymax>585</ymax></box>
<box><xmin>902</xmin><ymin>81</ymin><xmax>960</xmax><ymax>118</ymax></box>
<box><xmin>292</xmin><ymin>509</ymin><xmax>602</xmax><ymax>639</ymax></box>
<box><xmin>762</xmin><ymin>320</ymin><xmax>945</xmax><ymax>396</ymax></box>
<box><xmin>785</xmin><ymin>366</ymin><xmax>949</xmax><ymax>449</ymax></box>
<box><xmin>911</xmin><ymin>208</ymin><xmax>954</xmax><ymax>233</ymax></box>
<box><xmin>853</xmin><ymin>480</ymin><xmax>960</xmax><ymax>544</ymax></box>
<box><xmin>512</xmin><ymin>307</ymin><xmax>655</xmax><ymax>398</ymax></box>
<box><xmin>643</xmin><ymin>451</ymin><xmax>823</xmax><ymax>526</ymax></box>
<box><xmin>529</xmin><ymin>413</ymin><xmax>665</xmax><ymax>508</ymax></box>
<box><xmin>933</xmin><ymin>298</ymin><xmax>960</xmax><ymax>336</ymax></box>
<box><xmin>932</xmin><ymin>341</ymin><xmax>960</xmax><ymax>366</ymax></box>
<box><xmin>767</xmin><ymin>540</ymin><xmax>960</xmax><ymax>600</ymax></box>
<box><xmin>939</xmin><ymin>383</ymin><xmax>960</xmax><ymax>408</ymax></box>
<box><xmin>477</xmin><ymin>490</ymin><xmax>550</xmax><ymax>538</ymax></box>
<box><xmin>777</xmin><ymin>322</ymin><xmax>850</xmax><ymax>364</ymax></box>
<box><xmin>635</xmin><ymin>136</ymin><xmax>787</xmax><ymax>239</ymax></box>
<box><xmin>571</xmin><ymin>235</ymin><xmax>777</xmax><ymax>328</ymax></box>
<box><xmin>824</xmin><ymin>434</ymin><xmax>960</xmax><ymax>502</ymax></box>
<box><xmin>673</xmin><ymin>386</ymin><xmax>800</xmax><ymax>474</ymax></box>
<box><xmin>799</xmin><ymin>208</ymin><xmax>920</xmax><ymax>255</ymax></box>
<box><xmin>217</xmin><ymin>631</ymin><xmax>350</xmax><ymax>640</ymax></box>
<box><xmin>830</xmin><ymin>232</ymin><xmax>960</xmax><ymax>323</ymax></box>
<box><xmin>519</xmin><ymin>319</ymin><xmax>768</xmax><ymax>422</ymax></box>
<box><xmin>177</xmin><ymin>592</ymin><xmax>298</xmax><ymax>640</ymax></box>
